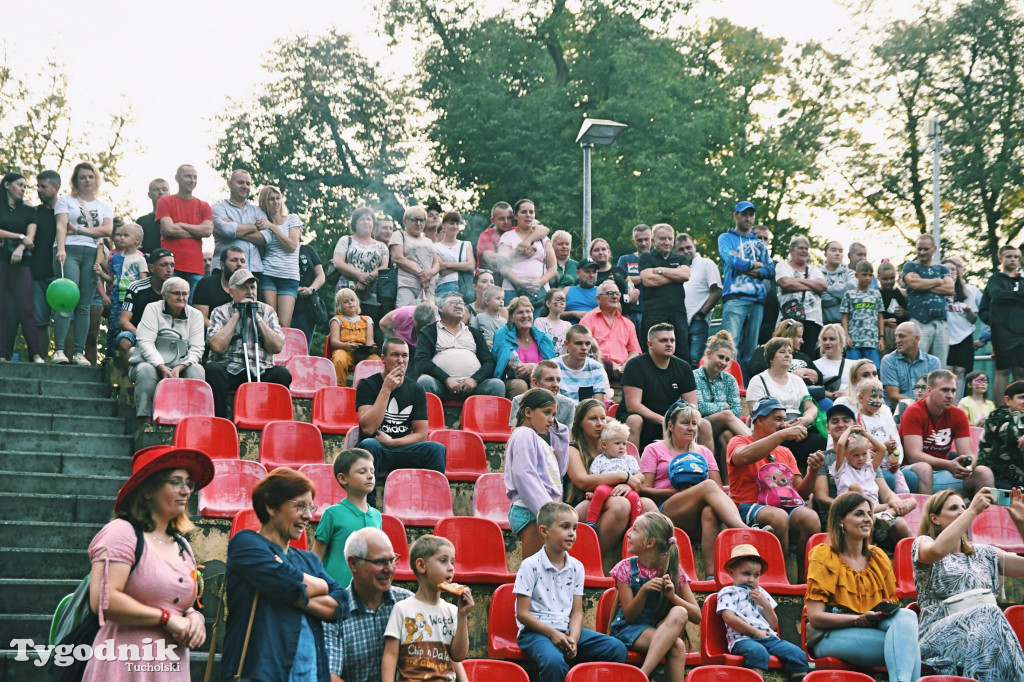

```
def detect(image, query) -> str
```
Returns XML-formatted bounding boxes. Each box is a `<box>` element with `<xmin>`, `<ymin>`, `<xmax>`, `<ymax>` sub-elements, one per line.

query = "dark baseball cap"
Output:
<box><xmin>147</xmin><ymin>248</ymin><xmax>174</xmax><ymax>264</ymax></box>
<box><xmin>577</xmin><ymin>258</ymin><xmax>599</xmax><ymax>270</ymax></box>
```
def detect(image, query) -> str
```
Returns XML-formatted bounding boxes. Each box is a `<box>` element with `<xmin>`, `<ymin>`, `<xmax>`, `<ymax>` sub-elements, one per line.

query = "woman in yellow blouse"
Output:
<box><xmin>805</xmin><ymin>492</ymin><xmax>922</xmax><ymax>681</ymax></box>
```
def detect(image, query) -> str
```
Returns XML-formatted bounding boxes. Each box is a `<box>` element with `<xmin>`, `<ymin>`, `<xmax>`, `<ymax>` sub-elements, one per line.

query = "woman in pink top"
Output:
<box><xmin>640</xmin><ymin>402</ymin><xmax>747</xmax><ymax>581</ymax></box>
<box><xmin>497</xmin><ymin>198</ymin><xmax>557</xmax><ymax>306</ymax></box>
<box><xmin>81</xmin><ymin>446</ymin><xmax>214</xmax><ymax>681</ymax></box>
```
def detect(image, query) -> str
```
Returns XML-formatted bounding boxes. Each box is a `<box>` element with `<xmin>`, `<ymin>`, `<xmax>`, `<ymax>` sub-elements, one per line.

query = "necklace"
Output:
<box><xmin>148</xmin><ymin>532</ymin><xmax>174</xmax><ymax>545</ymax></box>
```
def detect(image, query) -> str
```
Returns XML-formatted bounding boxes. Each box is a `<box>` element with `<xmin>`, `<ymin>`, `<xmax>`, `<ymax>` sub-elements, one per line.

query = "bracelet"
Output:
<box><xmin>159</xmin><ymin>608</ymin><xmax>171</xmax><ymax>627</ymax></box>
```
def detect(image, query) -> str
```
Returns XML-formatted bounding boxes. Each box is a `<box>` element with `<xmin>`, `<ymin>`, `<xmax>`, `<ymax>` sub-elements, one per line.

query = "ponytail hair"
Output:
<box><xmin>704</xmin><ymin>329</ymin><xmax>735</xmax><ymax>357</ymax></box>
<box><xmin>637</xmin><ymin>512</ymin><xmax>681</xmax><ymax>624</ymax></box>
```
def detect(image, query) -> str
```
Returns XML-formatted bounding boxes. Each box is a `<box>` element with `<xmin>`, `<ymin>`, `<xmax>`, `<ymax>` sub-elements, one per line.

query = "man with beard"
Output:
<box><xmin>193</xmin><ymin>246</ymin><xmax>247</xmax><ymax>328</ymax></box>
<box><xmin>211</xmin><ymin>169</ymin><xmax>267</xmax><ymax>277</ymax></box>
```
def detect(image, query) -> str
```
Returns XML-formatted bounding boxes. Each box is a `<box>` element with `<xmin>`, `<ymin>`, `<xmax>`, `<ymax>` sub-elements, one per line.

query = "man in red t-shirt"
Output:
<box><xmin>899</xmin><ymin>368</ymin><xmax>994</xmax><ymax>496</ymax></box>
<box><xmin>727</xmin><ymin>396</ymin><xmax>823</xmax><ymax>582</ymax></box>
<box><xmin>158</xmin><ymin>164</ymin><xmax>213</xmax><ymax>302</ymax></box>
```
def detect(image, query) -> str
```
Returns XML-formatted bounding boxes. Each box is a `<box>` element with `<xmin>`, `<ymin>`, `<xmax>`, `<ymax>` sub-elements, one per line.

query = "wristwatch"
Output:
<box><xmin>657</xmin><ymin>267</ymin><xmax>664</xmax><ymax>275</ymax></box>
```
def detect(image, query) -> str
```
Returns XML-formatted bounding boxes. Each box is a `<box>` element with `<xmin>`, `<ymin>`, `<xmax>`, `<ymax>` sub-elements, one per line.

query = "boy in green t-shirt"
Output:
<box><xmin>313</xmin><ymin>447</ymin><xmax>382</xmax><ymax>585</ymax></box>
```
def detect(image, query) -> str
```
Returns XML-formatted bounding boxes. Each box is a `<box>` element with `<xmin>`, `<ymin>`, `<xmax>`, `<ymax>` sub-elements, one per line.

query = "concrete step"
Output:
<box><xmin>0</xmin><ymin>394</ymin><xmax>117</xmax><ymax>418</ymax></box>
<box><xmin>0</xmin><ymin>471</ymin><xmax>123</xmax><ymax>497</ymax></box>
<box><xmin>0</xmin><ymin>521</ymin><xmax>105</xmax><ymax>550</ymax></box>
<box><xmin>3</xmin><ymin>378</ymin><xmax>112</xmax><ymax>400</ymax></box>
<box><xmin>0</xmin><ymin>361</ymin><xmax>103</xmax><ymax>382</ymax></box>
<box><xmin>0</xmin><ymin>493</ymin><xmax>113</xmax><ymax>525</ymax></box>
<box><xmin>0</xmin><ymin>412</ymin><xmax>125</xmax><ymax>436</ymax></box>
<box><xmin>0</xmin><ymin>549</ymin><xmax>87</xmax><ymax>579</ymax></box>
<box><xmin>0</xmin><ymin>615</ymin><xmax>51</xmax><ymax>659</ymax></box>
<box><xmin>0</xmin><ymin>579</ymin><xmax>80</xmax><ymax>616</ymax></box>
<box><xmin>0</xmin><ymin>430</ymin><xmax>131</xmax><ymax>458</ymax></box>
<box><xmin>0</xmin><ymin>452</ymin><xmax>130</xmax><ymax>477</ymax></box>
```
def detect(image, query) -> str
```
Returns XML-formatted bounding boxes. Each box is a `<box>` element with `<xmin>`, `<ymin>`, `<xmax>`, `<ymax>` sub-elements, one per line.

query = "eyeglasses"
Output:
<box><xmin>164</xmin><ymin>478</ymin><xmax>196</xmax><ymax>492</ymax></box>
<box><xmin>598</xmin><ymin>291</ymin><xmax>620</xmax><ymax>297</ymax></box>
<box><xmin>407</xmin><ymin>218</ymin><xmax>427</xmax><ymax>224</ymax></box>
<box><xmin>356</xmin><ymin>554</ymin><xmax>402</xmax><ymax>567</ymax></box>
<box><xmin>168</xmin><ymin>291</ymin><xmax>189</xmax><ymax>298</ymax></box>
<box><xmin>290</xmin><ymin>502</ymin><xmax>318</xmax><ymax>514</ymax></box>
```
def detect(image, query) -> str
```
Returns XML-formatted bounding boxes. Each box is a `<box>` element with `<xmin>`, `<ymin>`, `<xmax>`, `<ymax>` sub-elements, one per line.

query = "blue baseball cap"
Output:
<box><xmin>750</xmin><ymin>396</ymin><xmax>786</xmax><ymax>421</ymax></box>
<box><xmin>734</xmin><ymin>201</ymin><xmax>755</xmax><ymax>213</ymax></box>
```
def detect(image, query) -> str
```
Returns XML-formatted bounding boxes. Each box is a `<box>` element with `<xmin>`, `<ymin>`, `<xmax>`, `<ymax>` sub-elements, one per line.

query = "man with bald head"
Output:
<box><xmin>136</xmin><ymin>178</ymin><xmax>169</xmax><ymax>254</ymax></box>
<box><xmin>211</xmin><ymin>169</ymin><xmax>267</xmax><ymax>278</ymax></box>
<box><xmin>880</xmin><ymin>320</ymin><xmax>942</xmax><ymax>407</ymax></box>
<box><xmin>157</xmin><ymin>164</ymin><xmax>213</xmax><ymax>302</ymax></box>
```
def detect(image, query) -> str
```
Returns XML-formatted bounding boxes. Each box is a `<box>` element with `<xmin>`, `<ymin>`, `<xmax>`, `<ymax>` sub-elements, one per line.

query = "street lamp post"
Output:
<box><xmin>576</xmin><ymin>119</ymin><xmax>627</xmax><ymax>253</ymax></box>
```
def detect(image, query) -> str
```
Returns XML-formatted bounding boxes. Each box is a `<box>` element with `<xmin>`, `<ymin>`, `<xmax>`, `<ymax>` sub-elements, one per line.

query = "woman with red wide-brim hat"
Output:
<box><xmin>81</xmin><ymin>445</ymin><xmax>213</xmax><ymax>681</ymax></box>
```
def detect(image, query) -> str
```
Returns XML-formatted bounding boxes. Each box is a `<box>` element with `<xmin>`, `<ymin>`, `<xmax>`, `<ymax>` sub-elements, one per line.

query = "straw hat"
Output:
<box><xmin>724</xmin><ymin>543</ymin><xmax>769</xmax><ymax>572</ymax></box>
<box><xmin>114</xmin><ymin>445</ymin><xmax>214</xmax><ymax>512</ymax></box>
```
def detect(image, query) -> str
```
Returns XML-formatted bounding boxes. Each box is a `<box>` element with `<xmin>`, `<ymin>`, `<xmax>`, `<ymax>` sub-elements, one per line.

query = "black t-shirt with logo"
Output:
<box><xmin>355</xmin><ymin>372</ymin><xmax>429</xmax><ymax>441</ymax></box>
<box><xmin>621</xmin><ymin>353</ymin><xmax>696</xmax><ymax>418</ymax></box>
<box><xmin>639</xmin><ymin>250</ymin><xmax>690</xmax><ymax>309</ymax></box>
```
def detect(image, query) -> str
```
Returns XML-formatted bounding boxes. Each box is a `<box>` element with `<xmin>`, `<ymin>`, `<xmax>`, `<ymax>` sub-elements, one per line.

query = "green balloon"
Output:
<box><xmin>46</xmin><ymin>278</ymin><xmax>80</xmax><ymax>312</ymax></box>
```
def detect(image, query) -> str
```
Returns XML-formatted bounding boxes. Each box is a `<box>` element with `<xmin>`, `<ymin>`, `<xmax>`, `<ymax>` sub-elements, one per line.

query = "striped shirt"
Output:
<box><xmin>556</xmin><ymin>355</ymin><xmax>609</xmax><ymax>402</ymax></box>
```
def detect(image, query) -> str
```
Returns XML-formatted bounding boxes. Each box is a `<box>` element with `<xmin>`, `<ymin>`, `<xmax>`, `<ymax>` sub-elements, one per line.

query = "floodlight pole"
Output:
<box><xmin>582</xmin><ymin>142</ymin><xmax>593</xmax><ymax>254</ymax></box>
<box><xmin>929</xmin><ymin>115</ymin><xmax>942</xmax><ymax>259</ymax></box>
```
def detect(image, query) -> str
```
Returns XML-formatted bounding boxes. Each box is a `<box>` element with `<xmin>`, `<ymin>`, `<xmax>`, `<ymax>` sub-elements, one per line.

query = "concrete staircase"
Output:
<box><xmin>0</xmin><ymin>361</ymin><xmax>131</xmax><ymax>680</ymax></box>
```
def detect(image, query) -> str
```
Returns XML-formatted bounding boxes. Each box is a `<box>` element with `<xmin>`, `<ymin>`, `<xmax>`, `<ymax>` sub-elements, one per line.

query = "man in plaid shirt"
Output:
<box><xmin>205</xmin><ymin>268</ymin><xmax>291</xmax><ymax>417</ymax></box>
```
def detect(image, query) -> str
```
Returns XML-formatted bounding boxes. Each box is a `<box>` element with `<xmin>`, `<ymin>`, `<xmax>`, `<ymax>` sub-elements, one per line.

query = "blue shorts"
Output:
<box><xmin>509</xmin><ymin>505</ymin><xmax>537</xmax><ymax>535</ymax></box>
<box><xmin>115</xmin><ymin>330</ymin><xmax>136</xmax><ymax>347</ymax></box>
<box><xmin>738</xmin><ymin>503</ymin><xmax>805</xmax><ymax>527</ymax></box>
<box><xmin>931</xmin><ymin>470</ymin><xmax>965</xmax><ymax>493</ymax></box>
<box><xmin>260</xmin><ymin>275</ymin><xmax>299</xmax><ymax>297</ymax></box>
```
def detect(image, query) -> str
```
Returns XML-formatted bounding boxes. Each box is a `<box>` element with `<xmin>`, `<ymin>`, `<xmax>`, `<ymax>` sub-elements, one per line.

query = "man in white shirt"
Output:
<box><xmin>677</xmin><ymin>233</ymin><xmax>722</xmax><ymax>366</ymax></box>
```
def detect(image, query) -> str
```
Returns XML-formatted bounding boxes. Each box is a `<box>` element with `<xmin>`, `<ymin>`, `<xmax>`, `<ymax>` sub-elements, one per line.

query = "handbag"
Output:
<box><xmin>941</xmin><ymin>587</ymin><xmax>997</xmax><ymax>617</ymax></box>
<box><xmin>822</xmin><ymin>356</ymin><xmax>846</xmax><ymax>393</ymax></box>
<box><xmin>780</xmin><ymin>266</ymin><xmax>808</xmax><ymax>321</ymax></box>
<box><xmin>154</xmin><ymin>328</ymin><xmax>188</xmax><ymax>368</ymax></box>
<box><xmin>456</xmin><ymin>242</ymin><xmax>476</xmax><ymax>303</ymax></box>
<box><xmin>310</xmin><ymin>291</ymin><xmax>330</xmax><ymax>326</ymax></box>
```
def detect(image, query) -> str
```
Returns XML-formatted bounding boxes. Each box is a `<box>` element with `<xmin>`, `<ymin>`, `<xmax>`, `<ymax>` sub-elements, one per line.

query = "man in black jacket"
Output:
<box><xmin>414</xmin><ymin>290</ymin><xmax>504</xmax><ymax>400</ymax></box>
<box><xmin>980</xmin><ymin>244</ymin><xmax>1024</xmax><ymax>399</ymax></box>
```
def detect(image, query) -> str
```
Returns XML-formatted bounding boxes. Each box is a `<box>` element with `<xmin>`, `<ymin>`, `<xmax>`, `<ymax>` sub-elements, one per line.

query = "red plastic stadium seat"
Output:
<box><xmin>352</xmin><ymin>359</ymin><xmax>384</xmax><ymax>388</ymax></box>
<box><xmin>568</xmin><ymin>523</ymin><xmax>613</xmax><ymax>588</ymax></box>
<box><xmin>970</xmin><ymin>505</ymin><xmax>1024</xmax><ymax>553</ymax></box>
<box><xmin>893</xmin><ymin>536</ymin><xmax>917</xmax><ymax>599</ymax></box>
<box><xmin>488</xmin><ymin>583</ymin><xmax>526</xmax><ymax>660</ymax></box>
<box><xmin>607</xmin><ymin>402</ymin><xmax>619</xmax><ymax>418</ymax></box>
<box><xmin>702</xmin><ymin>592</ymin><xmax>781</xmax><ymax>667</ymax></box>
<box><xmin>286</xmin><ymin>356</ymin><xmax>336</xmax><ymax>398</ymax></box>
<box><xmin>595</xmin><ymin>588</ymin><xmax>699</xmax><ymax>667</ymax></box>
<box><xmin>472</xmin><ymin>473</ymin><xmax>511</xmax><ymax>530</ymax></box>
<box><xmin>462</xmin><ymin>395</ymin><xmax>513</xmax><ymax>442</ymax></box>
<box><xmin>198</xmin><ymin>459</ymin><xmax>267</xmax><ymax>518</ymax></box>
<box><xmin>297</xmin><ymin>463</ymin><xmax>346</xmax><ymax>521</ymax></box>
<box><xmin>311</xmin><ymin>386</ymin><xmax>359</xmax><ymax>435</ymax></box>
<box><xmin>685</xmin><ymin>666</ymin><xmax>763</xmax><ymax>681</ymax></box>
<box><xmin>152</xmin><ymin>379</ymin><xmax>214</xmax><ymax>425</ymax></box>
<box><xmin>918</xmin><ymin>677</ymin><xmax>983</xmax><ymax>682</ymax></box>
<box><xmin>1006</xmin><ymin>604</ymin><xmax>1024</xmax><ymax>648</ymax></box>
<box><xmin>230</xmin><ymin>508</ymin><xmax>308</xmax><ymax>550</ymax></box>
<box><xmin>714</xmin><ymin>528</ymin><xmax>805</xmax><ymax>595</ymax></box>
<box><xmin>430</xmin><ymin>430</ymin><xmax>487</xmax><ymax>482</ymax></box>
<box><xmin>382</xmin><ymin>469</ymin><xmax>453</xmax><ymax>526</ymax></box>
<box><xmin>461</xmin><ymin>660</ymin><xmax>529</xmax><ymax>682</ymax></box>
<box><xmin>622</xmin><ymin>526</ymin><xmax>717</xmax><ymax>592</ymax></box>
<box><xmin>380</xmin><ymin>514</ymin><xmax>416</xmax><ymax>581</ymax></box>
<box><xmin>426</xmin><ymin>392</ymin><xmax>446</xmax><ymax>431</ymax></box>
<box><xmin>625</xmin><ymin>441</ymin><xmax>639</xmax><ymax>459</ymax></box>
<box><xmin>565</xmin><ymin>662</ymin><xmax>648</xmax><ymax>682</ymax></box>
<box><xmin>173</xmin><ymin>416</ymin><xmax>239</xmax><ymax>459</ymax></box>
<box><xmin>344</xmin><ymin>425</ymin><xmax>361</xmax><ymax>449</ymax></box>
<box><xmin>897</xmin><ymin>493</ymin><xmax>930</xmax><ymax>537</ymax></box>
<box><xmin>802</xmin><ymin>673</ymin><xmax>877</xmax><ymax>682</ymax></box>
<box><xmin>274</xmin><ymin>327</ymin><xmax>308</xmax><ymax>366</ymax></box>
<box><xmin>969</xmin><ymin>425</ymin><xmax>983</xmax><ymax>452</ymax></box>
<box><xmin>433</xmin><ymin>517</ymin><xmax>513</xmax><ymax>583</ymax></box>
<box><xmin>805</xmin><ymin>532</ymin><xmax>828</xmax><ymax>574</ymax></box>
<box><xmin>259</xmin><ymin>420</ymin><xmax>325</xmax><ymax>471</ymax></box>
<box><xmin>802</xmin><ymin>606</ymin><xmax>886</xmax><ymax>674</ymax></box>
<box><xmin>233</xmin><ymin>382</ymin><xmax>294</xmax><ymax>429</ymax></box>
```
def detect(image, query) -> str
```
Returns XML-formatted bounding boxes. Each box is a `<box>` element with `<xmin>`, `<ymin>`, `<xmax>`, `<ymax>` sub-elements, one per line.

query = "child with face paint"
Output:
<box><xmin>853</xmin><ymin>378</ymin><xmax>912</xmax><ymax>494</ymax></box>
<box><xmin>958</xmin><ymin>370</ymin><xmax>995</xmax><ymax>427</ymax></box>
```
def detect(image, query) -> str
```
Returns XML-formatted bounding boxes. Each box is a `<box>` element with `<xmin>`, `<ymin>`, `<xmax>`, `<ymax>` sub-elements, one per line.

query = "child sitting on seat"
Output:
<box><xmin>833</xmin><ymin>425</ymin><xmax>916</xmax><ymax>541</ymax></box>
<box><xmin>585</xmin><ymin>421</ymin><xmax>643</xmax><ymax>529</ymax></box>
<box><xmin>328</xmin><ymin>287</ymin><xmax>378</xmax><ymax>386</ymax></box>
<box><xmin>313</xmin><ymin>448</ymin><xmax>381</xmax><ymax>587</ymax></box>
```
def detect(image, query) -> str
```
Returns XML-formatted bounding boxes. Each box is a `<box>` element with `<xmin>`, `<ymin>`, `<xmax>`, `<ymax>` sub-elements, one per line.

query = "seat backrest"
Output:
<box><xmin>970</xmin><ymin>505</ymin><xmax>1024</xmax><ymax>552</ymax></box>
<box><xmin>805</xmin><ymin>532</ymin><xmax>828</xmax><ymax>573</ymax></box>
<box><xmin>198</xmin><ymin>460</ymin><xmax>268</xmax><ymax>518</ymax></box>
<box><xmin>564</xmin><ymin>662</ymin><xmax>648</xmax><ymax>681</ymax></box>
<box><xmin>380</xmin><ymin>513</ymin><xmax>411</xmax><ymax>557</ymax></box>
<box><xmin>382</xmin><ymin>469</ymin><xmax>453</xmax><ymax>525</ymax></box>
<box><xmin>274</xmin><ymin>327</ymin><xmax>308</xmax><ymax>366</ymax></box>
<box><xmin>286</xmin><ymin>355</ymin><xmax>336</xmax><ymax>398</ymax></box>
<box><xmin>311</xmin><ymin>386</ymin><xmax>359</xmax><ymax>434</ymax></box>
<box><xmin>727</xmin><ymin>359</ymin><xmax>746</xmax><ymax>392</ymax></box>
<box><xmin>714</xmin><ymin>528</ymin><xmax>791</xmax><ymax>588</ymax></box>
<box><xmin>622</xmin><ymin>527</ymin><xmax>700</xmax><ymax>588</ymax></box>
<box><xmin>153</xmin><ymin>379</ymin><xmax>215</xmax><ymax>425</ymax></box>
<box><xmin>433</xmin><ymin>517</ymin><xmax>509</xmax><ymax>576</ymax></box>
<box><xmin>969</xmin><ymin>425</ymin><xmax>983</xmax><ymax>452</ymax></box>
<box><xmin>233</xmin><ymin>382</ymin><xmax>294</xmax><ymax>429</ymax></box>
<box><xmin>174</xmin><ymin>416</ymin><xmax>239</xmax><ymax>459</ymax></box>
<box><xmin>897</xmin><ymin>493</ymin><xmax>928</xmax><ymax>537</ymax></box>
<box><xmin>259</xmin><ymin>420</ymin><xmax>325</xmax><ymax>471</ymax></box>
<box><xmin>568</xmin><ymin>523</ymin><xmax>606</xmax><ymax>580</ymax></box>
<box><xmin>344</xmin><ymin>425</ymin><xmax>361</xmax><ymax>449</ymax></box>
<box><xmin>460</xmin><ymin>660</ymin><xmax>528</xmax><ymax>682</ymax></box>
<box><xmin>893</xmin><ymin>536</ymin><xmax>916</xmax><ymax>599</ymax></box>
<box><xmin>802</xmin><ymin>672</ymin><xmax>882</xmax><ymax>681</ymax></box>
<box><xmin>625</xmin><ymin>441</ymin><xmax>639</xmax><ymax>459</ymax></box>
<box><xmin>472</xmin><ymin>473</ymin><xmax>511</xmax><ymax>530</ymax></box>
<box><xmin>430</xmin><ymin>430</ymin><xmax>487</xmax><ymax>476</ymax></box>
<box><xmin>230</xmin><ymin>508</ymin><xmax>308</xmax><ymax>549</ymax></box>
<box><xmin>1006</xmin><ymin>604</ymin><xmax>1024</xmax><ymax>648</ymax></box>
<box><xmin>684</xmin><ymin>665</ymin><xmax>763</xmax><ymax>682</ymax></box>
<box><xmin>297</xmin><ymin>463</ymin><xmax>347</xmax><ymax>521</ymax></box>
<box><xmin>426</xmin><ymin>392</ymin><xmax>446</xmax><ymax>432</ymax></box>
<box><xmin>700</xmin><ymin>592</ymin><xmax>730</xmax><ymax>660</ymax></box>
<box><xmin>595</xmin><ymin>587</ymin><xmax>617</xmax><ymax>633</ymax></box>
<box><xmin>917</xmin><ymin>677</ymin><xmax>985</xmax><ymax>682</ymax></box>
<box><xmin>462</xmin><ymin>395</ymin><xmax>513</xmax><ymax>437</ymax></box>
<box><xmin>487</xmin><ymin>583</ymin><xmax>519</xmax><ymax>657</ymax></box>
<box><xmin>353</xmin><ymin>359</ymin><xmax>384</xmax><ymax>389</ymax></box>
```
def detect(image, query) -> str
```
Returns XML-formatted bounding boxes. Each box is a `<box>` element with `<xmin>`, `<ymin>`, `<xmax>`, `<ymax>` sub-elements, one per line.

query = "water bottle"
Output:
<box><xmin>509</xmin><ymin>350</ymin><xmax>520</xmax><ymax>377</ymax></box>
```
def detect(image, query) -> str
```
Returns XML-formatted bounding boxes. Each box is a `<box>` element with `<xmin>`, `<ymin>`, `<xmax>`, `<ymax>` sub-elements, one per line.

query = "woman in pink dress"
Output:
<box><xmin>82</xmin><ymin>445</ymin><xmax>213</xmax><ymax>681</ymax></box>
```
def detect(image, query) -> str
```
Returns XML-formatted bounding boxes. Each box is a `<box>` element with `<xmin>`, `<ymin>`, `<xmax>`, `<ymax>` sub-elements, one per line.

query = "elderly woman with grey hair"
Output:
<box><xmin>129</xmin><ymin>276</ymin><xmax>206</xmax><ymax>423</ymax></box>
<box><xmin>776</xmin><ymin>235</ymin><xmax>827</xmax><ymax>357</ymax></box>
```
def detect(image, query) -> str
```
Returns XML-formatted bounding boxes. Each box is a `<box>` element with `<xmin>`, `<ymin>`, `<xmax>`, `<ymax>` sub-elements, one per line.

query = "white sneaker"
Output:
<box><xmin>33</xmin><ymin>357</ymin><xmax>45</xmax><ymax>364</ymax></box>
<box><xmin>72</xmin><ymin>353</ymin><xmax>91</xmax><ymax>366</ymax></box>
<box><xmin>52</xmin><ymin>352</ymin><xmax>69</xmax><ymax>364</ymax></box>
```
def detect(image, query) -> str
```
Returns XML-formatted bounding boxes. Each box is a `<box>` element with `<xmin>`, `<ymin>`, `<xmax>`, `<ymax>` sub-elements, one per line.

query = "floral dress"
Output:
<box><xmin>912</xmin><ymin>537</ymin><xmax>1024</xmax><ymax>681</ymax></box>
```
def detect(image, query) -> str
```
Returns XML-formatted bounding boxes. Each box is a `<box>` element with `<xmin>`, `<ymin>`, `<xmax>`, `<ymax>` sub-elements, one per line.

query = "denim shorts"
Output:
<box><xmin>509</xmin><ymin>504</ymin><xmax>537</xmax><ymax>535</ymax></box>
<box><xmin>115</xmin><ymin>330</ymin><xmax>136</xmax><ymax>347</ymax></box>
<box><xmin>259</xmin><ymin>274</ymin><xmax>299</xmax><ymax>297</ymax></box>
<box><xmin>738</xmin><ymin>502</ymin><xmax>805</xmax><ymax>527</ymax></box>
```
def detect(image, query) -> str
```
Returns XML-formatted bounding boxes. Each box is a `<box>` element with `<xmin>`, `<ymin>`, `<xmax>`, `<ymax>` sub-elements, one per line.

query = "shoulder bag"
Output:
<box><xmin>780</xmin><ymin>266</ymin><xmax>808</xmax><ymax>322</ymax></box>
<box><xmin>456</xmin><ymin>242</ymin><xmax>476</xmax><ymax>303</ymax></box>
<box><xmin>822</xmin><ymin>356</ymin><xmax>846</xmax><ymax>393</ymax></box>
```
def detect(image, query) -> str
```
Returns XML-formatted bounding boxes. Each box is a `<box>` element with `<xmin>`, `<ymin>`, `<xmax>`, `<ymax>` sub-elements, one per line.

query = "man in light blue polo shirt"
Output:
<box><xmin>211</xmin><ymin>169</ymin><xmax>267</xmax><ymax>275</ymax></box>
<box><xmin>881</xmin><ymin>321</ymin><xmax>941</xmax><ymax>408</ymax></box>
<box><xmin>562</xmin><ymin>258</ymin><xmax>600</xmax><ymax>321</ymax></box>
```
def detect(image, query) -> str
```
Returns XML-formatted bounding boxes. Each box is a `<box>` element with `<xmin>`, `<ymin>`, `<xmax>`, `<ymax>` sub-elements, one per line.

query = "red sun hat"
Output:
<box><xmin>114</xmin><ymin>445</ymin><xmax>215</xmax><ymax>513</ymax></box>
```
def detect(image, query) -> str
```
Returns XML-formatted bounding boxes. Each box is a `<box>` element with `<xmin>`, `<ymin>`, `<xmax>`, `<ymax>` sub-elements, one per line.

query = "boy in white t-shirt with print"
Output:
<box><xmin>382</xmin><ymin>534</ymin><xmax>474</xmax><ymax>681</ymax></box>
